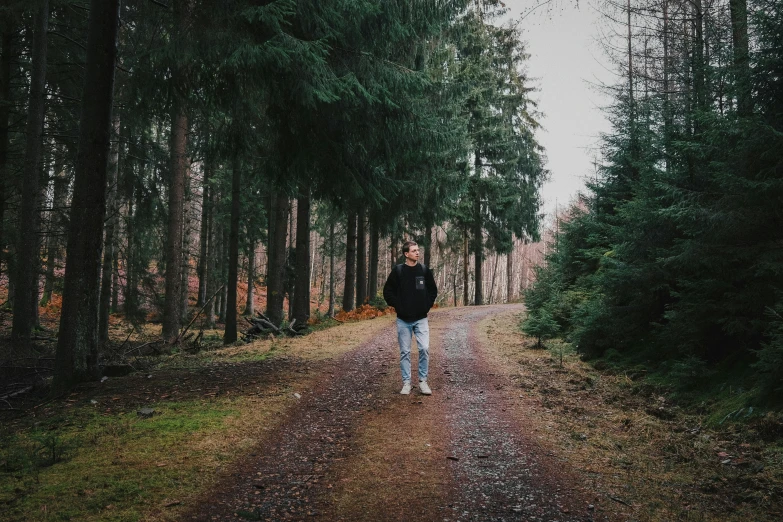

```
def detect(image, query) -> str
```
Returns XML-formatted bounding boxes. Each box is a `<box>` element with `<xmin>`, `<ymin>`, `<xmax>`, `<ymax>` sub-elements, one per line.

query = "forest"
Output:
<box><xmin>0</xmin><ymin>0</ymin><xmax>546</xmax><ymax>395</ymax></box>
<box><xmin>523</xmin><ymin>0</ymin><xmax>783</xmax><ymax>406</ymax></box>
<box><xmin>3</xmin><ymin>0</ymin><xmax>783</xmax><ymax>519</ymax></box>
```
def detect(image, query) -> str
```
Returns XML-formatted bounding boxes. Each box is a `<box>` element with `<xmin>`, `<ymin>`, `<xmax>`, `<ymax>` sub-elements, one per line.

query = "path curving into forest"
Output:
<box><xmin>185</xmin><ymin>305</ymin><xmax>607</xmax><ymax>522</ymax></box>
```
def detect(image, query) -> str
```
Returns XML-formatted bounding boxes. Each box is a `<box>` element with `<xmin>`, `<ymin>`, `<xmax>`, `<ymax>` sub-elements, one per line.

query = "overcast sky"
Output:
<box><xmin>501</xmin><ymin>0</ymin><xmax>615</xmax><ymax>216</ymax></box>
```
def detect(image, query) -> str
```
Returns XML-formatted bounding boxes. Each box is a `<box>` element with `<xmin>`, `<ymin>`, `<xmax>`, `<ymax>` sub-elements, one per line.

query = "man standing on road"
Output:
<box><xmin>383</xmin><ymin>240</ymin><xmax>438</xmax><ymax>395</ymax></box>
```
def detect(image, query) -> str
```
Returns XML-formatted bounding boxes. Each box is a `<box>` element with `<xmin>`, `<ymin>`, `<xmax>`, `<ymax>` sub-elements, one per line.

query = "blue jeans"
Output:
<box><xmin>396</xmin><ymin>318</ymin><xmax>429</xmax><ymax>383</ymax></box>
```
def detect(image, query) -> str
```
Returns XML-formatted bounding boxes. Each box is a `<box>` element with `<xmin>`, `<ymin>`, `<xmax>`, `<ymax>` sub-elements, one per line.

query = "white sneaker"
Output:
<box><xmin>419</xmin><ymin>380</ymin><xmax>432</xmax><ymax>395</ymax></box>
<box><xmin>400</xmin><ymin>381</ymin><xmax>411</xmax><ymax>395</ymax></box>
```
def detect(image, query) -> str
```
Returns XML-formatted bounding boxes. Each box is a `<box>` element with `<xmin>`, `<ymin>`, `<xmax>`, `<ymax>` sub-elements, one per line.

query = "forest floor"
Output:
<box><xmin>2</xmin><ymin>305</ymin><xmax>783</xmax><ymax>521</ymax></box>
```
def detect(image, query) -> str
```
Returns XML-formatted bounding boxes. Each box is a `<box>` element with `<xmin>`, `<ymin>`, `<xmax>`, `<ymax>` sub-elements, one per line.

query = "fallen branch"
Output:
<box><xmin>607</xmin><ymin>495</ymin><xmax>631</xmax><ymax>506</ymax></box>
<box><xmin>0</xmin><ymin>398</ymin><xmax>22</xmax><ymax>411</ymax></box>
<box><xmin>255</xmin><ymin>317</ymin><xmax>281</xmax><ymax>334</ymax></box>
<box><xmin>117</xmin><ymin>329</ymin><xmax>134</xmax><ymax>351</ymax></box>
<box><xmin>288</xmin><ymin>318</ymin><xmax>306</xmax><ymax>336</ymax></box>
<box><xmin>0</xmin><ymin>386</ymin><xmax>33</xmax><ymax>401</ymax></box>
<box><xmin>0</xmin><ymin>366</ymin><xmax>53</xmax><ymax>371</ymax></box>
<box><xmin>173</xmin><ymin>284</ymin><xmax>225</xmax><ymax>345</ymax></box>
<box><xmin>125</xmin><ymin>339</ymin><xmax>165</xmax><ymax>356</ymax></box>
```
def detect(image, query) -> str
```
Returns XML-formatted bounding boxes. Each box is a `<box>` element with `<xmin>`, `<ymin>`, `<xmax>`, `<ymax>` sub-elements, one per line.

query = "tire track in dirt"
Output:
<box><xmin>440</xmin><ymin>305</ymin><xmax>599</xmax><ymax>521</ymax></box>
<box><xmin>185</xmin><ymin>305</ymin><xmax>608</xmax><ymax>521</ymax></box>
<box><xmin>184</xmin><ymin>325</ymin><xmax>399</xmax><ymax>521</ymax></box>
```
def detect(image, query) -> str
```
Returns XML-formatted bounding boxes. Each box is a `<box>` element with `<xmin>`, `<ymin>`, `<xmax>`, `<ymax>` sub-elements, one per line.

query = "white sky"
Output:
<box><xmin>502</xmin><ymin>0</ymin><xmax>615</xmax><ymax>216</ymax></box>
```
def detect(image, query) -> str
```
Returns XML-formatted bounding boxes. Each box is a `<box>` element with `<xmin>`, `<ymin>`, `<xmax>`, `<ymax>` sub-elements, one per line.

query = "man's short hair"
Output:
<box><xmin>402</xmin><ymin>240</ymin><xmax>418</xmax><ymax>254</ymax></box>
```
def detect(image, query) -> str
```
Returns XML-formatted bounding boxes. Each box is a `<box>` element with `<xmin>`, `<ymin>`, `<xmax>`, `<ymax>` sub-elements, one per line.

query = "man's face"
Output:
<box><xmin>405</xmin><ymin>245</ymin><xmax>420</xmax><ymax>263</ymax></box>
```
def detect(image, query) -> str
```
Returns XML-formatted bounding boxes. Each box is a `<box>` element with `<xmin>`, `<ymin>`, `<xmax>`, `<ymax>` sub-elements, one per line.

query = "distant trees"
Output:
<box><xmin>524</xmin><ymin>0</ymin><xmax>783</xmax><ymax>394</ymax></box>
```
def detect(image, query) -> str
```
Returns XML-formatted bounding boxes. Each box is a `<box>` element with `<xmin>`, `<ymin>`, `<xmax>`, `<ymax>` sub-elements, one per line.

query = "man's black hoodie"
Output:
<box><xmin>382</xmin><ymin>263</ymin><xmax>438</xmax><ymax>322</ymax></box>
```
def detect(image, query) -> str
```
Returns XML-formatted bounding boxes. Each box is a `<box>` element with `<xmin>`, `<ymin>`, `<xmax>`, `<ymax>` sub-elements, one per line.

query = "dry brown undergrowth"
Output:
<box><xmin>477</xmin><ymin>311</ymin><xmax>783</xmax><ymax>522</ymax></box>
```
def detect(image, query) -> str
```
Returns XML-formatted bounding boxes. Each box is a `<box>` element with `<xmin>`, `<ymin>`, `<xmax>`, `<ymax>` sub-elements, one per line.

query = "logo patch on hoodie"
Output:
<box><xmin>416</xmin><ymin>276</ymin><xmax>425</xmax><ymax>290</ymax></box>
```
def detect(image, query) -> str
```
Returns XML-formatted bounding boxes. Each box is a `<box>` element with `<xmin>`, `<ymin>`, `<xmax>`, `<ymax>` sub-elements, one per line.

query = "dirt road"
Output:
<box><xmin>186</xmin><ymin>306</ymin><xmax>607</xmax><ymax>521</ymax></box>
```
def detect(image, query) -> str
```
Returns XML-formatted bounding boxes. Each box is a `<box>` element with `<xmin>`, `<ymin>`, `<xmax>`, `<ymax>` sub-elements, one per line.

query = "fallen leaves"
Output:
<box><xmin>334</xmin><ymin>304</ymin><xmax>394</xmax><ymax>322</ymax></box>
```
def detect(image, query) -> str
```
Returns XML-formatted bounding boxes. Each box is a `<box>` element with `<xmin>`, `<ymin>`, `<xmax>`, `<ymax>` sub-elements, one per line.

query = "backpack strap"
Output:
<box><xmin>396</xmin><ymin>263</ymin><xmax>427</xmax><ymax>279</ymax></box>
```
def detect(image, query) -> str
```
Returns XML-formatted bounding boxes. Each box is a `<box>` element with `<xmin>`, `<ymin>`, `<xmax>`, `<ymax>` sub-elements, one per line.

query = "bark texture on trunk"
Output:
<box><xmin>162</xmin><ymin>102</ymin><xmax>188</xmax><ymax>340</ymax></box>
<box><xmin>218</xmin><ymin>225</ymin><xmax>228</xmax><ymax>322</ymax></box>
<box><xmin>328</xmin><ymin>221</ymin><xmax>335</xmax><ymax>317</ymax></box>
<box><xmin>368</xmin><ymin>217</ymin><xmax>379</xmax><ymax>301</ymax></box>
<box><xmin>204</xmin><ymin>185</ymin><xmax>217</xmax><ymax>328</ymax></box>
<box><xmin>12</xmin><ymin>0</ymin><xmax>49</xmax><ymax>341</ymax></box>
<box><xmin>99</xmin><ymin>115</ymin><xmax>121</xmax><ymax>348</ymax></box>
<box><xmin>266</xmin><ymin>194</ymin><xmax>289</xmax><ymax>325</ymax></box>
<box><xmin>224</xmin><ymin>157</ymin><xmax>241</xmax><ymax>344</ymax></box>
<box><xmin>180</xmin><ymin>171</ymin><xmax>193</xmax><ymax>323</ymax></box>
<box><xmin>424</xmin><ymin>222</ymin><xmax>433</xmax><ymax>267</ymax></box>
<box><xmin>473</xmin><ymin>198</ymin><xmax>483</xmax><ymax>306</ymax></box>
<box><xmin>41</xmin><ymin>153</ymin><xmax>67</xmax><ymax>306</ymax></box>
<box><xmin>197</xmin><ymin>163</ymin><xmax>211</xmax><ymax>306</ymax></box>
<box><xmin>53</xmin><ymin>0</ymin><xmax>120</xmax><ymax>392</ymax></box>
<box><xmin>0</xmin><ymin>26</ymin><xmax>13</xmax><ymax>284</ymax></box>
<box><xmin>462</xmin><ymin>228</ymin><xmax>469</xmax><ymax>306</ymax></box>
<box><xmin>729</xmin><ymin>0</ymin><xmax>751</xmax><ymax>116</ymax></box>
<box><xmin>355</xmin><ymin>207</ymin><xmax>366</xmax><ymax>307</ymax></box>
<box><xmin>162</xmin><ymin>0</ymin><xmax>191</xmax><ymax>341</ymax></box>
<box><xmin>506</xmin><ymin>250</ymin><xmax>514</xmax><ymax>303</ymax></box>
<box><xmin>245</xmin><ymin>241</ymin><xmax>255</xmax><ymax>316</ymax></box>
<box><xmin>292</xmin><ymin>192</ymin><xmax>311</xmax><ymax>326</ymax></box>
<box><xmin>342</xmin><ymin>211</ymin><xmax>357</xmax><ymax>312</ymax></box>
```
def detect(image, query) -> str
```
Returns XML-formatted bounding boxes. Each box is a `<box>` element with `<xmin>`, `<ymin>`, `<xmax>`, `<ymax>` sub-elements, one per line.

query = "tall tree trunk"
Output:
<box><xmin>12</xmin><ymin>0</ymin><xmax>49</xmax><ymax>341</ymax></box>
<box><xmin>368</xmin><ymin>216</ymin><xmax>379</xmax><ymax>300</ymax></box>
<box><xmin>41</xmin><ymin>152</ymin><xmax>67</xmax><ymax>306</ymax></box>
<box><xmin>287</xmin><ymin>201</ymin><xmax>295</xmax><ymax>320</ymax></box>
<box><xmin>196</xmin><ymin>163</ymin><xmax>211</xmax><ymax>306</ymax></box>
<box><xmin>204</xmin><ymin>185</ymin><xmax>217</xmax><ymax>328</ymax></box>
<box><xmin>473</xmin><ymin>198</ymin><xmax>483</xmax><ymax>306</ymax></box>
<box><xmin>245</xmin><ymin>240</ymin><xmax>255</xmax><ymax>316</ymax></box>
<box><xmin>180</xmin><ymin>172</ymin><xmax>193</xmax><ymax>323</ymax></box>
<box><xmin>452</xmin><ymin>259</ymin><xmax>458</xmax><ymax>308</ymax></box>
<box><xmin>487</xmin><ymin>253</ymin><xmax>499</xmax><ymax>304</ymax></box>
<box><xmin>111</xmin><ymin>254</ymin><xmax>119</xmax><ymax>311</ymax></box>
<box><xmin>218</xmin><ymin>225</ymin><xmax>228</xmax><ymax>323</ymax></box>
<box><xmin>162</xmin><ymin>100</ymin><xmax>188</xmax><ymax>340</ymax></box>
<box><xmin>328</xmin><ymin>220</ymin><xmax>335</xmax><ymax>317</ymax></box>
<box><xmin>506</xmin><ymin>248</ymin><xmax>513</xmax><ymax>303</ymax></box>
<box><xmin>162</xmin><ymin>0</ymin><xmax>191</xmax><ymax>341</ymax></box>
<box><xmin>626</xmin><ymin>0</ymin><xmax>634</xmax><ymax>117</ymax></box>
<box><xmin>423</xmin><ymin>221</ymin><xmax>433</xmax><ymax>267</ymax></box>
<box><xmin>292</xmin><ymin>191</ymin><xmax>311</xmax><ymax>326</ymax></box>
<box><xmin>224</xmin><ymin>157</ymin><xmax>241</xmax><ymax>344</ymax></box>
<box><xmin>662</xmin><ymin>0</ymin><xmax>672</xmax><ymax>173</ymax></box>
<box><xmin>355</xmin><ymin>207</ymin><xmax>366</xmax><ymax>307</ymax></box>
<box><xmin>266</xmin><ymin>194</ymin><xmax>289</xmax><ymax>325</ymax></box>
<box><xmin>693</xmin><ymin>0</ymin><xmax>706</xmax><ymax>114</ymax></box>
<box><xmin>53</xmin><ymin>0</ymin><xmax>120</xmax><ymax>392</ymax></box>
<box><xmin>98</xmin><ymin>114</ymin><xmax>120</xmax><ymax>348</ymax></box>
<box><xmin>462</xmin><ymin>228</ymin><xmax>469</xmax><ymax>306</ymax></box>
<box><xmin>266</xmin><ymin>192</ymin><xmax>275</xmax><ymax>286</ymax></box>
<box><xmin>729</xmin><ymin>0</ymin><xmax>751</xmax><ymax>116</ymax></box>
<box><xmin>0</xmin><ymin>26</ymin><xmax>14</xmax><ymax>284</ymax></box>
<box><xmin>124</xmin><ymin>179</ymin><xmax>136</xmax><ymax>317</ymax></box>
<box><xmin>342</xmin><ymin>211</ymin><xmax>357</xmax><ymax>312</ymax></box>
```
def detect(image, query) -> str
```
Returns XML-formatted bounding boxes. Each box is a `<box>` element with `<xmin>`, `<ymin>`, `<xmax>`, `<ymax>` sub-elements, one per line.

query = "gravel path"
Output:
<box><xmin>439</xmin><ymin>306</ymin><xmax>596</xmax><ymax>522</ymax></box>
<box><xmin>185</xmin><ymin>324</ymin><xmax>398</xmax><ymax>521</ymax></box>
<box><xmin>185</xmin><ymin>306</ymin><xmax>604</xmax><ymax>521</ymax></box>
